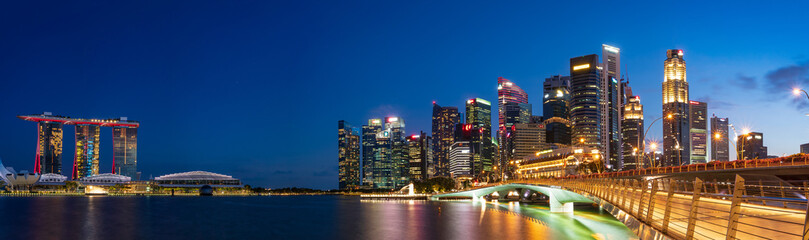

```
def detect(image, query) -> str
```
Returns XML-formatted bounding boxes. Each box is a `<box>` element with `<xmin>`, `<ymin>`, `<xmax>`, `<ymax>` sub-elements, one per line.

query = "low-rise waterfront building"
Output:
<box><xmin>154</xmin><ymin>171</ymin><xmax>241</xmax><ymax>187</ymax></box>
<box><xmin>515</xmin><ymin>147</ymin><xmax>601</xmax><ymax>179</ymax></box>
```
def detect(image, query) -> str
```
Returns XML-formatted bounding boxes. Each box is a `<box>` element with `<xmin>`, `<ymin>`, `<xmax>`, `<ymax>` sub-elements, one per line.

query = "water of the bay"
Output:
<box><xmin>0</xmin><ymin>195</ymin><xmax>636</xmax><ymax>240</ymax></box>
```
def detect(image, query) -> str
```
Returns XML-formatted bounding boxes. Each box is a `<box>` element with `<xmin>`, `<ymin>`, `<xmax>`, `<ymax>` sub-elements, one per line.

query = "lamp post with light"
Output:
<box><xmin>639</xmin><ymin>113</ymin><xmax>677</xmax><ymax>169</ymax></box>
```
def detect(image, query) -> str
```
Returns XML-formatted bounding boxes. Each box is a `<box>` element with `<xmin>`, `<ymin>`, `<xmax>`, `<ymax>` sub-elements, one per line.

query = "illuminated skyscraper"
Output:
<box><xmin>74</xmin><ymin>125</ymin><xmax>101</xmax><ymax>179</ymax></box>
<box><xmin>431</xmin><ymin>103</ymin><xmax>460</xmax><ymax>177</ymax></box>
<box><xmin>449</xmin><ymin>141</ymin><xmax>471</xmax><ymax>177</ymax></box>
<box><xmin>406</xmin><ymin>132</ymin><xmax>431</xmax><ymax>181</ymax></box>
<box><xmin>689</xmin><ymin>101</ymin><xmax>708</xmax><ymax>164</ymax></box>
<box><xmin>570</xmin><ymin>55</ymin><xmax>602</xmax><ymax>160</ymax></box>
<box><xmin>361</xmin><ymin>119</ymin><xmax>383</xmax><ymax>187</ymax></box>
<box><xmin>621</xmin><ymin>90</ymin><xmax>644</xmax><ymax>170</ymax></box>
<box><xmin>466</xmin><ymin>98</ymin><xmax>493</xmax><ymax>179</ymax></box>
<box><xmin>361</xmin><ymin>117</ymin><xmax>407</xmax><ymax>189</ymax></box>
<box><xmin>36</xmin><ymin>121</ymin><xmax>63</xmax><ymax>174</ymax></box>
<box><xmin>113</xmin><ymin>124</ymin><xmax>138</xmax><ymax>179</ymax></box>
<box><xmin>710</xmin><ymin>116</ymin><xmax>730</xmax><ymax>161</ymax></box>
<box><xmin>662</xmin><ymin>49</ymin><xmax>690</xmax><ymax>167</ymax></box>
<box><xmin>602</xmin><ymin>44</ymin><xmax>622</xmax><ymax>170</ymax></box>
<box><xmin>338</xmin><ymin>120</ymin><xmax>361</xmax><ymax>190</ymax></box>
<box><xmin>543</xmin><ymin>75</ymin><xmax>572</xmax><ymax>146</ymax></box>
<box><xmin>497</xmin><ymin>77</ymin><xmax>529</xmax><ymax>178</ymax></box>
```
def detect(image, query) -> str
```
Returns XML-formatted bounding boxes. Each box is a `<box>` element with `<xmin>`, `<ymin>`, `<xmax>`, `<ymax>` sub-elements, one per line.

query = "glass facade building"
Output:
<box><xmin>113</xmin><ymin>127</ymin><xmax>138</xmax><ymax>179</ymax></box>
<box><xmin>74</xmin><ymin>125</ymin><xmax>101</xmax><ymax>179</ymax></box>
<box><xmin>338</xmin><ymin>120</ymin><xmax>361</xmax><ymax>190</ymax></box>
<box><xmin>710</xmin><ymin>116</ymin><xmax>730</xmax><ymax>161</ymax></box>
<box><xmin>737</xmin><ymin>132</ymin><xmax>767</xmax><ymax>160</ymax></box>
<box><xmin>406</xmin><ymin>132</ymin><xmax>432</xmax><ymax>181</ymax></box>
<box><xmin>465</xmin><ymin>98</ymin><xmax>493</xmax><ymax>179</ymax></box>
<box><xmin>621</xmin><ymin>93</ymin><xmax>644</xmax><ymax>170</ymax></box>
<box><xmin>36</xmin><ymin>121</ymin><xmax>63</xmax><ymax>174</ymax></box>
<box><xmin>543</xmin><ymin>75</ymin><xmax>572</xmax><ymax>146</ymax></box>
<box><xmin>497</xmin><ymin>77</ymin><xmax>529</xmax><ymax>179</ymax></box>
<box><xmin>361</xmin><ymin>117</ymin><xmax>407</xmax><ymax>189</ymax></box>
<box><xmin>689</xmin><ymin>101</ymin><xmax>708</xmax><ymax>164</ymax></box>
<box><xmin>431</xmin><ymin>103</ymin><xmax>460</xmax><ymax>178</ymax></box>
<box><xmin>662</xmin><ymin>49</ymin><xmax>691</xmax><ymax>167</ymax></box>
<box><xmin>570</xmin><ymin>54</ymin><xmax>602</xmax><ymax>160</ymax></box>
<box><xmin>602</xmin><ymin>45</ymin><xmax>623</xmax><ymax>170</ymax></box>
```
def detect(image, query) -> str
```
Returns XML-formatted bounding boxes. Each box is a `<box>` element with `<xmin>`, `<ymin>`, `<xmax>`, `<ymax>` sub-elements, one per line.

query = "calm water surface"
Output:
<box><xmin>0</xmin><ymin>195</ymin><xmax>636</xmax><ymax>240</ymax></box>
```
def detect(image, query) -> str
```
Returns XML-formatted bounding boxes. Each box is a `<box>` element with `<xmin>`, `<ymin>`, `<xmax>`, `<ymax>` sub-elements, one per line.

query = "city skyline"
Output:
<box><xmin>2</xmin><ymin>1</ymin><xmax>809</xmax><ymax>189</ymax></box>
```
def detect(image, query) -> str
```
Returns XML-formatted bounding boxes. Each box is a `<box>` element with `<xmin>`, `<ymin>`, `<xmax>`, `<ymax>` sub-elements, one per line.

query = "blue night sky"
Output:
<box><xmin>1</xmin><ymin>1</ymin><xmax>808</xmax><ymax>189</ymax></box>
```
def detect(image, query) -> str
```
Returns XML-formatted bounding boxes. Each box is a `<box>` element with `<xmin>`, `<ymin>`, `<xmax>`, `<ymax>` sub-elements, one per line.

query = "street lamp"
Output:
<box><xmin>794</xmin><ymin>88</ymin><xmax>809</xmax><ymax>100</ymax></box>
<box><xmin>639</xmin><ymin>113</ymin><xmax>678</xmax><ymax>169</ymax></box>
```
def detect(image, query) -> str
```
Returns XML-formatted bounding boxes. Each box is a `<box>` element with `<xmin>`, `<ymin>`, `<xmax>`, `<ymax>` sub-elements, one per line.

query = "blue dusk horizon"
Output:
<box><xmin>1</xmin><ymin>1</ymin><xmax>809</xmax><ymax>189</ymax></box>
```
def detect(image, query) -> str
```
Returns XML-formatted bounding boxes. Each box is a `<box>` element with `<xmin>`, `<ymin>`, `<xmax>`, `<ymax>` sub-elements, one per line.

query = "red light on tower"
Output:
<box><xmin>463</xmin><ymin>124</ymin><xmax>472</xmax><ymax>132</ymax></box>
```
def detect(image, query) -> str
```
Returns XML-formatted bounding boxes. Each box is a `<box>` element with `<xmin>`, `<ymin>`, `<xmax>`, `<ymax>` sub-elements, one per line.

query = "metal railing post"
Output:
<box><xmin>804</xmin><ymin>182</ymin><xmax>809</xmax><ymax>240</ymax></box>
<box><xmin>726</xmin><ymin>175</ymin><xmax>745</xmax><ymax>240</ymax></box>
<box><xmin>780</xmin><ymin>181</ymin><xmax>788</xmax><ymax>208</ymax></box>
<box><xmin>621</xmin><ymin>179</ymin><xmax>628</xmax><ymax>208</ymax></box>
<box><xmin>713</xmin><ymin>179</ymin><xmax>719</xmax><ymax>196</ymax></box>
<box><xmin>685</xmin><ymin>177</ymin><xmax>703</xmax><ymax>240</ymax></box>
<box><xmin>629</xmin><ymin>180</ymin><xmax>638</xmax><ymax>215</ymax></box>
<box><xmin>646</xmin><ymin>179</ymin><xmax>659</xmax><ymax>225</ymax></box>
<box><xmin>662</xmin><ymin>178</ymin><xmax>675</xmax><ymax>234</ymax></box>
<box><xmin>758</xmin><ymin>179</ymin><xmax>766</xmax><ymax>206</ymax></box>
<box><xmin>638</xmin><ymin>180</ymin><xmax>648</xmax><ymax>217</ymax></box>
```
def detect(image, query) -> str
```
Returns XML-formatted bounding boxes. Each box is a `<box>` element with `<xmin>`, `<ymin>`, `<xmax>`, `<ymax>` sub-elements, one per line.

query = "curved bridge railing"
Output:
<box><xmin>431</xmin><ymin>183</ymin><xmax>593</xmax><ymax>212</ymax></box>
<box><xmin>514</xmin><ymin>176</ymin><xmax>808</xmax><ymax>240</ymax></box>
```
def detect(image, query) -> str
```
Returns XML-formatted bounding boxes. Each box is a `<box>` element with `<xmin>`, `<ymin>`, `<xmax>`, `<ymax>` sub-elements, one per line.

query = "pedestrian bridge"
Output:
<box><xmin>462</xmin><ymin>176</ymin><xmax>809</xmax><ymax>240</ymax></box>
<box><xmin>431</xmin><ymin>183</ymin><xmax>594</xmax><ymax>213</ymax></box>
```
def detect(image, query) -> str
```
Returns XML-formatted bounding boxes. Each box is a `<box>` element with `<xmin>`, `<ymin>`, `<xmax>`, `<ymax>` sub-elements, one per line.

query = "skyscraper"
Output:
<box><xmin>543</xmin><ymin>75</ymin><xmax>572</xmax><ymax>146</ymax></box>
<box><xmin>570</xmin><ymin>55</ymin><xmax>602</xmax><ymax>161</ymax></box>
<box><xmin>497</xmin><ymin>77</ymin><xmax>529</xmax><ymax>179</ymax></box>
<box><xmin>510</xmin><ymin>122</ymin><xmax>546</xmax><ymax>167</ymax></box>
<box><xmin>449</xmin><ymin>141</ymin><xmax>471</xmax><ymax>177</ymax></box>
<box><xmin>466</xmin><ymin>98</ymin><xmax>493</xmax><ymax>179</ymax></box>
<box><xmin>338</xmin><ymin>120</ymin><xmax>361</xmax><ymax>190</ymax></box>
<box><xmin>112</xmin><ymin>124</ymin><xmax>138</xmax><ymax>179</ymax></box>
<box><xmin>711</xmin><ymin>116</ymin><xmax>730</xmax><ymax>162</ymax></box>
<box><xmin>406</xmin><ymin>132</ymin><xmax>431</xmax><ymax>181</ymax></box>
<box><xmin>36</xmin><ymin>121</ymin><xmax>63</xmax><ymax>174</ymax></box>
<box><xmin>74</xmin><ymin>125</ymin><xmax>101</xmax><ymax>179</ymax></box>
<box><xmin>737</xmin><ymin>132</ymin><xmax>767</xmax><ymax>160</ymax></box>
<box><xmin>602</xmin><ymin>44</ymin><xmax>623</xmax><ymax>170</ymax></box>
<box><xmin>431</xmin><ymin>103</ymin><xmax>460</xmax><ymax>178</ymax></box>
<box><xmin>689</xmin><ymin>101</ymin><xmax>708</xmax><ymax>164</ymax></box>
<box><xmin>662</xmin><ymin>49</ymin><xmax>690</xmax><ymax>167</ymax></box>
<box><xmin>801</xmin><ymin>143</ymin><xmax>809</xmax><ymax>154</ymax></box>
<box><xmin>621</xmin><ymin>92</ymin><xmax>644</xmax><ymax>170</ymax></box>
<box><xmin>361</xmin><ymin>117</ymin><xmax>408</xmax><ymax>189</ymax></box>
<box><xmin>361</xmin><ymin>119</ymin><xmax>383</xmax><ymax>187</ymax></box>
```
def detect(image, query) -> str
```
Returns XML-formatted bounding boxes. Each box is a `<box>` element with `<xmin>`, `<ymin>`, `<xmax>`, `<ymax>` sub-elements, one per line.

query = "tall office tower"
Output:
<box><xmin>543</xmin><ymin>75</ymin><xmax>572</xmax><ymax>145</ymax></box>
<box><xmin>466</xmin><ymin>98</ymin><xmax>493</xmax><ymax>179</ymax></box>
<box><xmin>499</xmin><ymin>102</ymin><xmax>531</xmax><ymax>178</ymax></box>
<box><xmin>737</xmin><ymin>132</ymin><xmax>767</xmax><ymax>160</ymax></box>
<box><xmin>621</xmin><ymin>91</ymin><xmax>644</xmax><ymax>170</ymax></box>
<box><xmin>406</xmin><ymin>132</ymin><xmax>431</xmax><ymax>181</ymax></box>
<box><xmin>449</xmin><ymin>141</ymin><xmax>471</xmax><ymax>177</ymax></box>
<box><xmin>689</xmin><ymin>101</ymin><xmax>708</xmax><ymax>164</ymax></box>
<box><xmin>74</xmin><ymin>125</ymin><xmax>101</xmax><ymax>179</ymax></box>
<box><xmin>662</xmin><ymin>49</ymin><xmax>690</xmax><ymax>167</ymax></box>
<box><xmin>601</xmin><ymin>44</ymin><xmax>623</xmax><ymax>170</ymax></box>
<box><xmin>801</xmin><ymin>143</ymin><xmax>809</xmax><ymax>154</ymax></box>
<box><xmin>338</xmin><ymin>120</ymin><xmax>361</xmax><ymax>190</ymax></box>
<box><xmin>385</xmin><ymin>117</ymin><xmax>409</xmax><ymax>189</ymax></box>
<box><xmin>710</xmin><ymin>116</ymin><xmax>730</xmax><ymax>161</ymax></box>
<box><xmin>35</xmin><ymin>121</ymin><xmax>63</xmax><ymax>174</ymax></box>
<box><xmin>497</xmin><ymin>77</ymin><xmax>529</xmax><ymax>178</ymax></box>
<box><xmin>361</xmin><ymin>119</ymin><xmax>383</xmax><ymax>187</ymax></box>
<box><xmin>570</xmin><ymin>54</ymin><xmax>603</xmax><ymax>163</ymax></box>
<box><xmin>431</xmin><ymin>103</ymin><xmax>460</xmax><ymax>177</ymax></box>
<box><xmin>112</xmin><ymin>125</ymin><xmax>138</xmax><ymax>179</ymax></box>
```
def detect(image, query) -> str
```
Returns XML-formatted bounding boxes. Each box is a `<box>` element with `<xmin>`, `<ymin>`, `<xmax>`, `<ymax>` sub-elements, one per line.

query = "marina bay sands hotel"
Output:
<box><xmin>18</xmin><ymin>112</ymin><xmax>138</xmax><ymax>180</ymax></box>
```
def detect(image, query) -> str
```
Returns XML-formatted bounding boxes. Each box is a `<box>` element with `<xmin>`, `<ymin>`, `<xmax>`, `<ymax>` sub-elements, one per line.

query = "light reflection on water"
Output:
<box><xmin>0</xmin><ymin>196</ymin><xmax>635</xmax><ymax>240</ymax></box>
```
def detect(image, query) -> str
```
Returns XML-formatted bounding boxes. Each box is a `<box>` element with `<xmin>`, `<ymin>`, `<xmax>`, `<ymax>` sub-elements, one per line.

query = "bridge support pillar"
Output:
<box><xmin>548</xmin><ymin>192</ymin><xmax>573</xmax><ymax>213</ymax></box>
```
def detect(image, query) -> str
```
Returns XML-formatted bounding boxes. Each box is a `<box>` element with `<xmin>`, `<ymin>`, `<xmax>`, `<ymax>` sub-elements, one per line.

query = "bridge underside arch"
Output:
<box><xmin>431</xmin><ymin>183</ymin><xmax>593</xmax><ymax>212</ymax></box>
